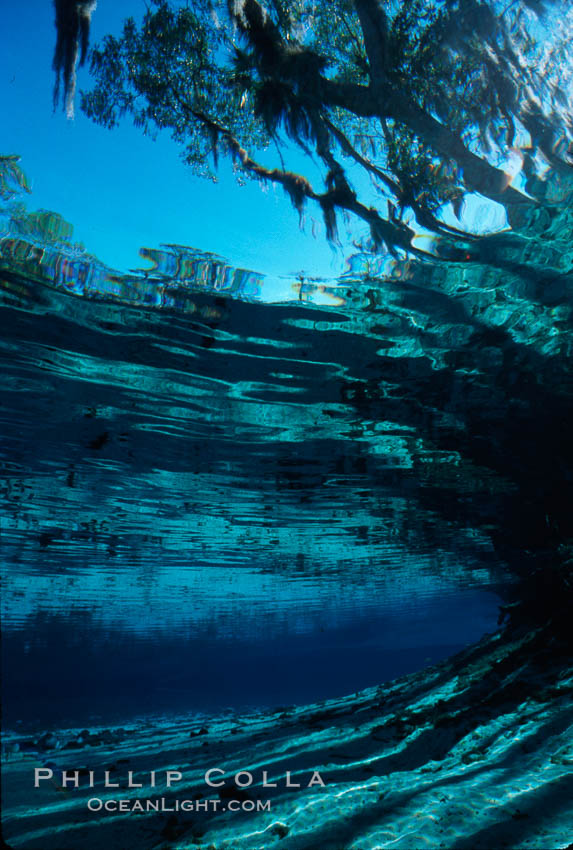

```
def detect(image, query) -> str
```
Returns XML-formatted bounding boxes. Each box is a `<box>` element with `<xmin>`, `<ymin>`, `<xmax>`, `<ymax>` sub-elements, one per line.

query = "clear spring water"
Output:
<box><xmin>1</xmin><ymin>4</ymin><xmax>573</xmax><ymax>848</ymax></box>
<box><xmin>0</xmin><ymin>231</ymin><xmax>521</xmax><ymax>731</ymax></box>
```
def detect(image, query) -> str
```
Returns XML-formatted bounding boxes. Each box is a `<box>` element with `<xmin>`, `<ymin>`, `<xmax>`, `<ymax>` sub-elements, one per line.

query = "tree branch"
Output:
<box><xmin>324</xmin><ymin>116</ymin><xmax>476</xmax><ymax>239</ymax></box>
<box><xmin>174</xmin><ymin>95</ymin><xmax>424</xmax><ymax>256</ymax></box>
<box><xmin>351</xmin><ymin>0</ymin><xmax>389</xmax><ymax>89</ymax></box>
<box><xmin>319</xmin><ymin>78</ymin><xmax>531</xmax><ymax>208</ymax></box>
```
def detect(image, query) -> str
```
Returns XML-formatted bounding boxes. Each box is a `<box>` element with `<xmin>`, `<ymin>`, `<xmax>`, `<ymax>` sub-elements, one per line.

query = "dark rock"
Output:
<box><xmin>63</xmin><ymin>740</ymin><xmax>83</xmax><ymax>750</ymax></box>
<box><xmin>39</xmin><ymin>733</ymin><xmax>60</xmax><ymax>751</ymax></box>
<box><xmin>272</xmin><ymin>822</ymin><xmax>290</xmax><ymax>839</ymax></box>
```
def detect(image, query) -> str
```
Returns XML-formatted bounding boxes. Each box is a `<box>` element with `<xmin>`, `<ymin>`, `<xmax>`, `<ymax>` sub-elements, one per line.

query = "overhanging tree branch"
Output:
<box><xmin>80</xmin><ymin>0</ymin><xmax>572</xmax><ymax>259</ymax></box>
<box><xmin>175</xmin><ymin>96</ymin><xmax>421</xmax><ymax>255</ymax></box>
<box><xmin>232</xmin><ymin>0</ymin><xmax>531</xmax><ymax>208</ymax></box>
<box><xmin>352</xmin><ymin>0</ymin><xmax>390</xmax><ymax>88</ymax></box>
<box><xmin>323</xmin><ymin>116</ymin><xmax>476</xmax><ymax>239</ymax></box>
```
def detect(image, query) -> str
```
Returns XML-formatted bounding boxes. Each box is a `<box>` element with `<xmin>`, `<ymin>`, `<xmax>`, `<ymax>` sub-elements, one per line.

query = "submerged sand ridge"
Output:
<box><xmin>2</xmin><ymin>621</ymin><xmax>572</xmax><ymax>850</ymax></box>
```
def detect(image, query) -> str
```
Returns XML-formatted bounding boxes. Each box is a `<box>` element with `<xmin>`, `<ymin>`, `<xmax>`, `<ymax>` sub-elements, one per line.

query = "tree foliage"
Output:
<box><xmin>81</xmin><ymin>0</ymin><xmax>572</xmax><ymax>256</ymax></box>
<box><xmin>0</xmin><ymin>156</ymin><xmax>31</xmax><ymax>201</ymax></box>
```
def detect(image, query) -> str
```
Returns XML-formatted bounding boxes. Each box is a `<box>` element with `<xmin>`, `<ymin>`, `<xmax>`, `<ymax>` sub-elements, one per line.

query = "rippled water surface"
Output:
<box><xmin>2</xmin><ymin>3</ymin><xmax>573</xmax><ymax>848</ymax></box>
<box><xmin>0</xmin><ymin>232</ymin><xmax>522</xmax><ymax>729</ymax></box>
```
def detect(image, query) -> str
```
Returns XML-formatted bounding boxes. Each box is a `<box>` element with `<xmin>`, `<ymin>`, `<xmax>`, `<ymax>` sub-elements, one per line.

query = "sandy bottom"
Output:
<box><xmin>2</xmin><ymin>624</ymin><xmax>572</xmax><ymax>850</ymax></box>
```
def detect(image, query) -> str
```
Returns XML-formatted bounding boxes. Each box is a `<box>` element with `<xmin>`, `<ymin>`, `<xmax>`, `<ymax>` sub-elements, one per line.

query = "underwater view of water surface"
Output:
<box><xmin>1</xmin><ymin>243</ymin><xmax>510</xmax><ymax>729</ymax></box>
<box><xmin>1</xmin><ymin>1</ymin><xmax>573</xmax><ymax>849</ymax></box>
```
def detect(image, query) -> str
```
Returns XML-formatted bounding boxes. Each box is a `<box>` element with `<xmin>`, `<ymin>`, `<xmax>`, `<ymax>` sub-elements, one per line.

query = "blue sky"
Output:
<box><xmin>1</xmin><ymin>0</ymin><xmax>351</xmax><ymax>277</ymax></box>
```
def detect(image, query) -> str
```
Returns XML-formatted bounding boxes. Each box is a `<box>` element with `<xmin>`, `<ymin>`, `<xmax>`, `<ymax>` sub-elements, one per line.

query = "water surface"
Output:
<box><xmin>0</xmin><ymin>240</ymin><xmax>513</xmax><ymax>729</ymax></box>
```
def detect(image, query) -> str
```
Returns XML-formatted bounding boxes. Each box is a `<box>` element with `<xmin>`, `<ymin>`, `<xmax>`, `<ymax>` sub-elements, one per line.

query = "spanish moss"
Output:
<box><xmin>52</xmin><ymin>0</ymin><xmax>97</xmax><ymax>118</ymax></box>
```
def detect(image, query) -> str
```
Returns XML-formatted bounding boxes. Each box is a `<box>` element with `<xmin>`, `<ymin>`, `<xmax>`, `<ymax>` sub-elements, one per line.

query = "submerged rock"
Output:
<box><xmin>38</xmin><ymin>733</ymin><xmax>61</xmax><ymax>751</ymax></box>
